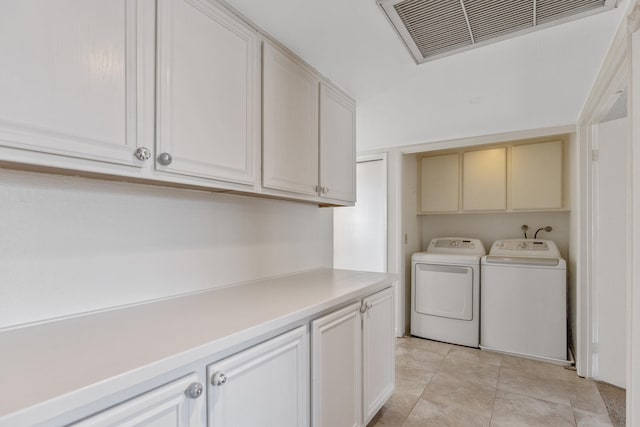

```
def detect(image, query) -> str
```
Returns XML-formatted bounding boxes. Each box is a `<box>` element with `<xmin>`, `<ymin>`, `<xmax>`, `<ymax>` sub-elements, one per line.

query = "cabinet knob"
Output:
<box><xmin>322</xmin><ymin>186</ymin><xmax>329</xmax><ymax>194</ymax></box>
<box><xmin>185</xmin><ymin>382</ymin><xmax>203</xmax><ymax>399</ymax></box>
<box><xmin>157</xmin><ymin>152</ymin><xmax>173</xmax><ymax>166</ymax></box>
<box><xmin>366</xmin><ymin>302</ymin><xmax>373</xmax><ymax>310</ymax></box>
<box><xmin>134</xmin><ymin>147</ymin><xmax>152</xmax><ymax>161</ymax></box>
<box><xmin>211</xmin><ymin>371</ymin><xmax>227</xmax><ymax>386</ymax></box>
<box><xmin>360</xmin><ymin>304</ymin><xmax>367</xmax><ymax>314</ymax></box>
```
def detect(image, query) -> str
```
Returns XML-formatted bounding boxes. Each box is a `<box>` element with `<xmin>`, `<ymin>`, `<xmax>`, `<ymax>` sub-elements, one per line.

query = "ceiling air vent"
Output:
<box><xmin>378</xmin><ymin>0</ymin><xmax>617</xmax><ymax>64</ymax></box>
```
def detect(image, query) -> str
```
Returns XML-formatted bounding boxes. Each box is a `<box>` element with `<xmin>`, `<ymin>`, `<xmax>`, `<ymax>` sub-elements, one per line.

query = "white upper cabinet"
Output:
<box><xmin>511</xmin><ymin>141</ymin><xmax>563</xmax><ymax>210</ymax></box>
<box><xmin>319</xmin><ymin>83</ymin><xmax>356</xmax><ymax>204</ymax></box>
<box><xmin>0</xmin><ymin>0</ymin><xmax>153</xmax><ymax>166</ymax></box>
<box><xmin>262</xmin><ymin>41</ymin><xmax>319</xmax><ymax>197</ymax></box>
<box><xmin>462</xmin><ymin>147</ymin><xmax>507</xmax><ymax>212</ymax></box>
<box><xmin>419</xmin><ymin>153</ymin><xmax>459</xmax><ymax>213</ymax></box>
<box><xmin>0</xmin><ymin>0</ymin><xmax>356</xmax><ymax>205</ymax></box>
<box><xmin>156</xmin><ymin>0</ymin><xmax>259</xmax><ymax>185</ymax></box>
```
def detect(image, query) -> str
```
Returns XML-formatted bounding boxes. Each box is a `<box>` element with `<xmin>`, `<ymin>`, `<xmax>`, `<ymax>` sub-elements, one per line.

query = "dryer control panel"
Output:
<box><xmin>427</xmin><ymin>238</ymin><xmax>486</xmax><ymax>255</ymax></box>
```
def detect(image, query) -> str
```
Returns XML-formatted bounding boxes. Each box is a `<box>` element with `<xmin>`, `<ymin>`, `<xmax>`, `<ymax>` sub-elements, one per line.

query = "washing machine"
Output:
<box><xmin>481</xmin><ymin>239</ymin><xmax>568</xmax><ymax>364</ymax></box>
<box><xmin>411</xmin><ymin>237</ymin><xmax>486</xmax><ymax>347</ymax></box>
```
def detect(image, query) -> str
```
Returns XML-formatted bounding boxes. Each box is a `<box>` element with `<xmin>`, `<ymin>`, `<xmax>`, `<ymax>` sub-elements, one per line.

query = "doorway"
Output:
<box><xmin>333</xmin><ymin>156</ymin><xmax>387</xmax><ymax>273</ymax></box>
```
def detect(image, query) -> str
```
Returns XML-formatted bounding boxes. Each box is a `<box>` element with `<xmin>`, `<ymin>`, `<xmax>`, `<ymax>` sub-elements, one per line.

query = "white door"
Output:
<box><xmin>73</xmin><ymin>374</ymin><xmax>205</xmax><ymax>426</ymax></box>
<box><xmin>0</xmin><ymin>0</ymin><xmax>153</xmax><ymax>167</ymax></box>
<box><xmin>156</xmin><ymin>0</ymin><xmax>258</xmax><ymax>185</ymax></box>
<box><xmin>414</xmin><ymin>264</ymin><xmax>473</xmax><ymax>320</ymax></box>
<box><xmin>362</xmin><ymin>288</ymin><xmax>395</xmax><ymax>425</ymax></box>
<box><xmin>593</xmin><ymin>117</ymin><xmax>627</xmax><ymax>388</ymax></box>
<box><xmin>311</xmin><ymin>302</ymin><xmax>362</xmax><ymax>427</ymax></box>
<box><xmin>262</xmin><ymin>41</ymin><xmax>319</xmax><ymax>196</ymax></box>
<box><xmin>319</xmin><ymin>83</ymin><xmax>356</xmax><ymax>203</ymax></box>
<box><xmin>207</xmin><ymin>326</ymin><xmax>309</xmax><ymax>427</ymax></box>
<box><xmin>334</xmin><ymin>158</ymin><xmax>387</xmax><ymax>272</ymax></box>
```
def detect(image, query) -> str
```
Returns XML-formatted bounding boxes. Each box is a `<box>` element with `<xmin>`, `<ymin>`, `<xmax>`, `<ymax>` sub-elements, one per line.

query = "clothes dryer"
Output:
<box><xmin>411</xmin><ymin>238</ymin><xmax>486</xmax><ymax>347</ymax></box>
<box><xmin>481</xmin><ymin>239</ymin><xmax>568</xmax><ymax>364</ymax></box>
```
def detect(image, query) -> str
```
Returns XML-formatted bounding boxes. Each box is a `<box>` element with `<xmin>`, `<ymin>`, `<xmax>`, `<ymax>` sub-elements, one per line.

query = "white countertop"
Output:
<box><xmin>0</xmin><ymin>268</ymin><xmax>395</xmax><ymax>425</ymax></box>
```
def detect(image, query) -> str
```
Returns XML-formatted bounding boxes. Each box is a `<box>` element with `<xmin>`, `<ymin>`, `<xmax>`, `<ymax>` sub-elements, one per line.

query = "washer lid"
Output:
<box><xmin>488</xmin><ymin>239</ymin><xmax>561</xmax><ymax>258</ymax></box>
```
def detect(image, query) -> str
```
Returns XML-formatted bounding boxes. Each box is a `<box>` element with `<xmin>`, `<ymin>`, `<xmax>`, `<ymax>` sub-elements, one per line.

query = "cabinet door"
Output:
<box><xmin>511</xmin><ymin>141</ymin><xmax>563</xmax><ymax>210</ymax></box>
<box><xmin>156</xmin><ymin>0</ymin><xmax>258</xmax><ymax>185</ymax></box>
<box><xmin>462</xmin><ymin>147</ymin><xmax>507</xmax><ymax>211</ymax></box>
<box><xmin>311</xmin><ymin>302</ymin><xmax>362</xmax><ymax>427</ymax></box>
<box><xmin>207</xmin><ymin>326</ymin><xmax>309</xmax><ymax>427</ymax></box>
<box><xmin>0</xmin><ymin>0</ymin><xmax>153</xmax><ymax>167</ymax></box>
<box><xmin>362</xmin><ymin>288</ymin><xmax>395</xmax><ymax>425</ymax></box>
<box><xmin>263</xmin><ymin>41</ymin><xmax>319</xmax><ymax>196</ymax></box>
<box><xmin>319</xmin><ymin>83</ymin><xmax>356</xmax><ymax>203</ymax></box>
<box><xmin>419</xmin><ymin>153</ymin><xmax>459</xmax><ymax>213</ymax></box>
<box><xmin>73</xmin><ymin>374</ymin><xmax>205</xmax><ymax>426</ymax></box>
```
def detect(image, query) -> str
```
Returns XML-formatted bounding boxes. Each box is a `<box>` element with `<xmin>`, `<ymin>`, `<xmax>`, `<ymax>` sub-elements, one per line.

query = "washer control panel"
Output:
<box><xmin>499</xmin><ymin>240</ymin><xmax>549</xmax><ymax>251</ymax></box>
<box><xmin>489</xmin><ymin>239</ymin><xmax>560</xmax><ymax>258</ymax></box>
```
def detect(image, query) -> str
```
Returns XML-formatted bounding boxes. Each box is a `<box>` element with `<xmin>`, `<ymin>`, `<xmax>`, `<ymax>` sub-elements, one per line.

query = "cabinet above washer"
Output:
<box><xmin>418</xmin><ymin>136</ymin><xmax>569</xmax><ymax>214</ymax></box>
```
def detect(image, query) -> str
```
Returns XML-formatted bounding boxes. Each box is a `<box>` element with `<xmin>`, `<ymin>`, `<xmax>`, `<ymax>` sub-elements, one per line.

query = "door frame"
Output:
<box><xmin>577</xmin><ymin>4</ymin><xmax>640</xmax><ymax>424</ymax></box>
<box><xmin>354</xmin><ymin>153</ymin><xmax>403</xmax><ymax>337</ymax></box>
<box><xmin>355</xmin><ymin>153</ymin><xmax>389</xmax><ymax>273</ymax></box>
<box><xmin>576</xmin><ymin>13</ymin><xmax>628</xmax><ymax>380</ymax></box>
<box><xmin>627</xmin><ymin>4</ymin><xmax>640</xmax><ymax>423</ymax></box>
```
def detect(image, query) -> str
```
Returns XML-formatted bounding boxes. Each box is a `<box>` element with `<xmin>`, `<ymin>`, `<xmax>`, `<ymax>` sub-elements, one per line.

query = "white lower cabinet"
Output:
<box><xmin>207</xmin><ymin>325</ymin><xmax>309</xmax><ymax>427</ymax></box>
<box><xmin>73</xmin><ymin>373</ymin><xmax>206</xmax><ymax>427</ymax></box>
<box><xmin>311</xmin><ymin>287</ymin><xmax>395</xmax><ymax>427</ymax></box>
<box><xmin>311</xmin><ymin>302</ymin><xmax>363</xmax><ymax>427</ymax></box>
<box><xmin>54</xmin><ymin>291</ymin><xmax>393</xmax><ymax>427</ymax></box>
<box><xmin>362</xmin><ymin>288</ymin><xmax>395</xmax><ymax>423</ymax></box>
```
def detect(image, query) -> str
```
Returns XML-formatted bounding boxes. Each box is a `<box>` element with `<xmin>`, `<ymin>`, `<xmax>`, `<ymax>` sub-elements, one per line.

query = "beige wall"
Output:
<box><xmin>420</xmin><ymin>211</ymin><xmax>571</xmax><ymax>259</ymax></box>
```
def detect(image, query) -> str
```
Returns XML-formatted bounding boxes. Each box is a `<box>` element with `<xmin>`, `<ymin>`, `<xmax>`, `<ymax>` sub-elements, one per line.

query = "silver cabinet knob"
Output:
<box><xmin>185</xmin><ymin>382</ymin><xmax>203</xmax><ymax>399</ymax></box>
<box><xmin>134</xmin><ymin>147</ymin><xmax>151</xmax><ymax>161</ymax></box>
<box><xmin>315</xmin><ymin>185</ymin><xmax>330</xmax><ymax>194</ymax></box>
<box><xmin>157</xmin><ymin>152</ymin><xmax>173</xmax><ymax>166</ymax></box>
<box><xmin>366</xmin><ymin>302</ymin><xmax>373</xmax><ymax>310</ymax></box>
<box><xmin>360</xmin><ymin>304</ymin><xmax>367</xmax><ymax>314</ymax></box>
<box><xmin>211</xmin><ymin>371</ymin><xmax>227</xmax><ymax>386</ymax></box>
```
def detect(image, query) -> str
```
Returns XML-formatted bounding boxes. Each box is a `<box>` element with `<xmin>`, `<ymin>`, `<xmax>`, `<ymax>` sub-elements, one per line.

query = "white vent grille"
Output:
<box><xmin>465</xmin><ymin>0</ymin><xmax>532</xmax><ymax>43</ymax></box>
<box><xmin>395</xmin><ymin>0</ymin><xmax>472</xmax><ymax>58</ymax></box>
<box><xmin>378</xmin><ymin>0</ymin><xmax>615</xmax><ymax>63</ymax></box>
<box><xmin>536</xmin><ymin>0</ymin><xmax>606</xmax><ymax>23</ymax></box>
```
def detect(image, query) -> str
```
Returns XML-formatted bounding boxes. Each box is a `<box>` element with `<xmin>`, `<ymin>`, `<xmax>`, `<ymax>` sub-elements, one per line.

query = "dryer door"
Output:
<box><xmin>414</xmin><ymin>264</ymin><xmax>473</xmax><ymax>320</ymax></box>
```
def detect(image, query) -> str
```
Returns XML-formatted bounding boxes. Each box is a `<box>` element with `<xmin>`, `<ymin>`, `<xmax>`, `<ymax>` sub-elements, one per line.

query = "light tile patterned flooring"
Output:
<box><xmin>368</xmin><ymin>337</ymin><xmax>614</xmax><ymax>427</ymax></box>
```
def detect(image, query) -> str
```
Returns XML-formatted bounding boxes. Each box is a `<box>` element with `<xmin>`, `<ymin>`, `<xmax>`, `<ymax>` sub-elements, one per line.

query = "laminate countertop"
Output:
<box><xmin>0</xmin><ymin>268</ymin><xmax>396</xmax><ymax>426</ymax></box>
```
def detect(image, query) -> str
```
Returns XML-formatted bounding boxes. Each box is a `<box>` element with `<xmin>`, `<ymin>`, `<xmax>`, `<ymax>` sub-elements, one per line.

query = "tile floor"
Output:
<box><xmin>368</xmin><ymin>337</ymin><xmax>614</xmax><ymax>427</ymax></box>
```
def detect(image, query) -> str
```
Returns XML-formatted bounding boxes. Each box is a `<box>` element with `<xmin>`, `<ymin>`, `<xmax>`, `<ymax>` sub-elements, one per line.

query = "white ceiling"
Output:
<box><xmin>224</xmin><ymin>0</ymin><xmax>629</xmax><ymax>149</ymax></box>
<box><xmin>223</xmin><ymin>0</ymin><xmax>428</xmax><ymax>97</ymax></box>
